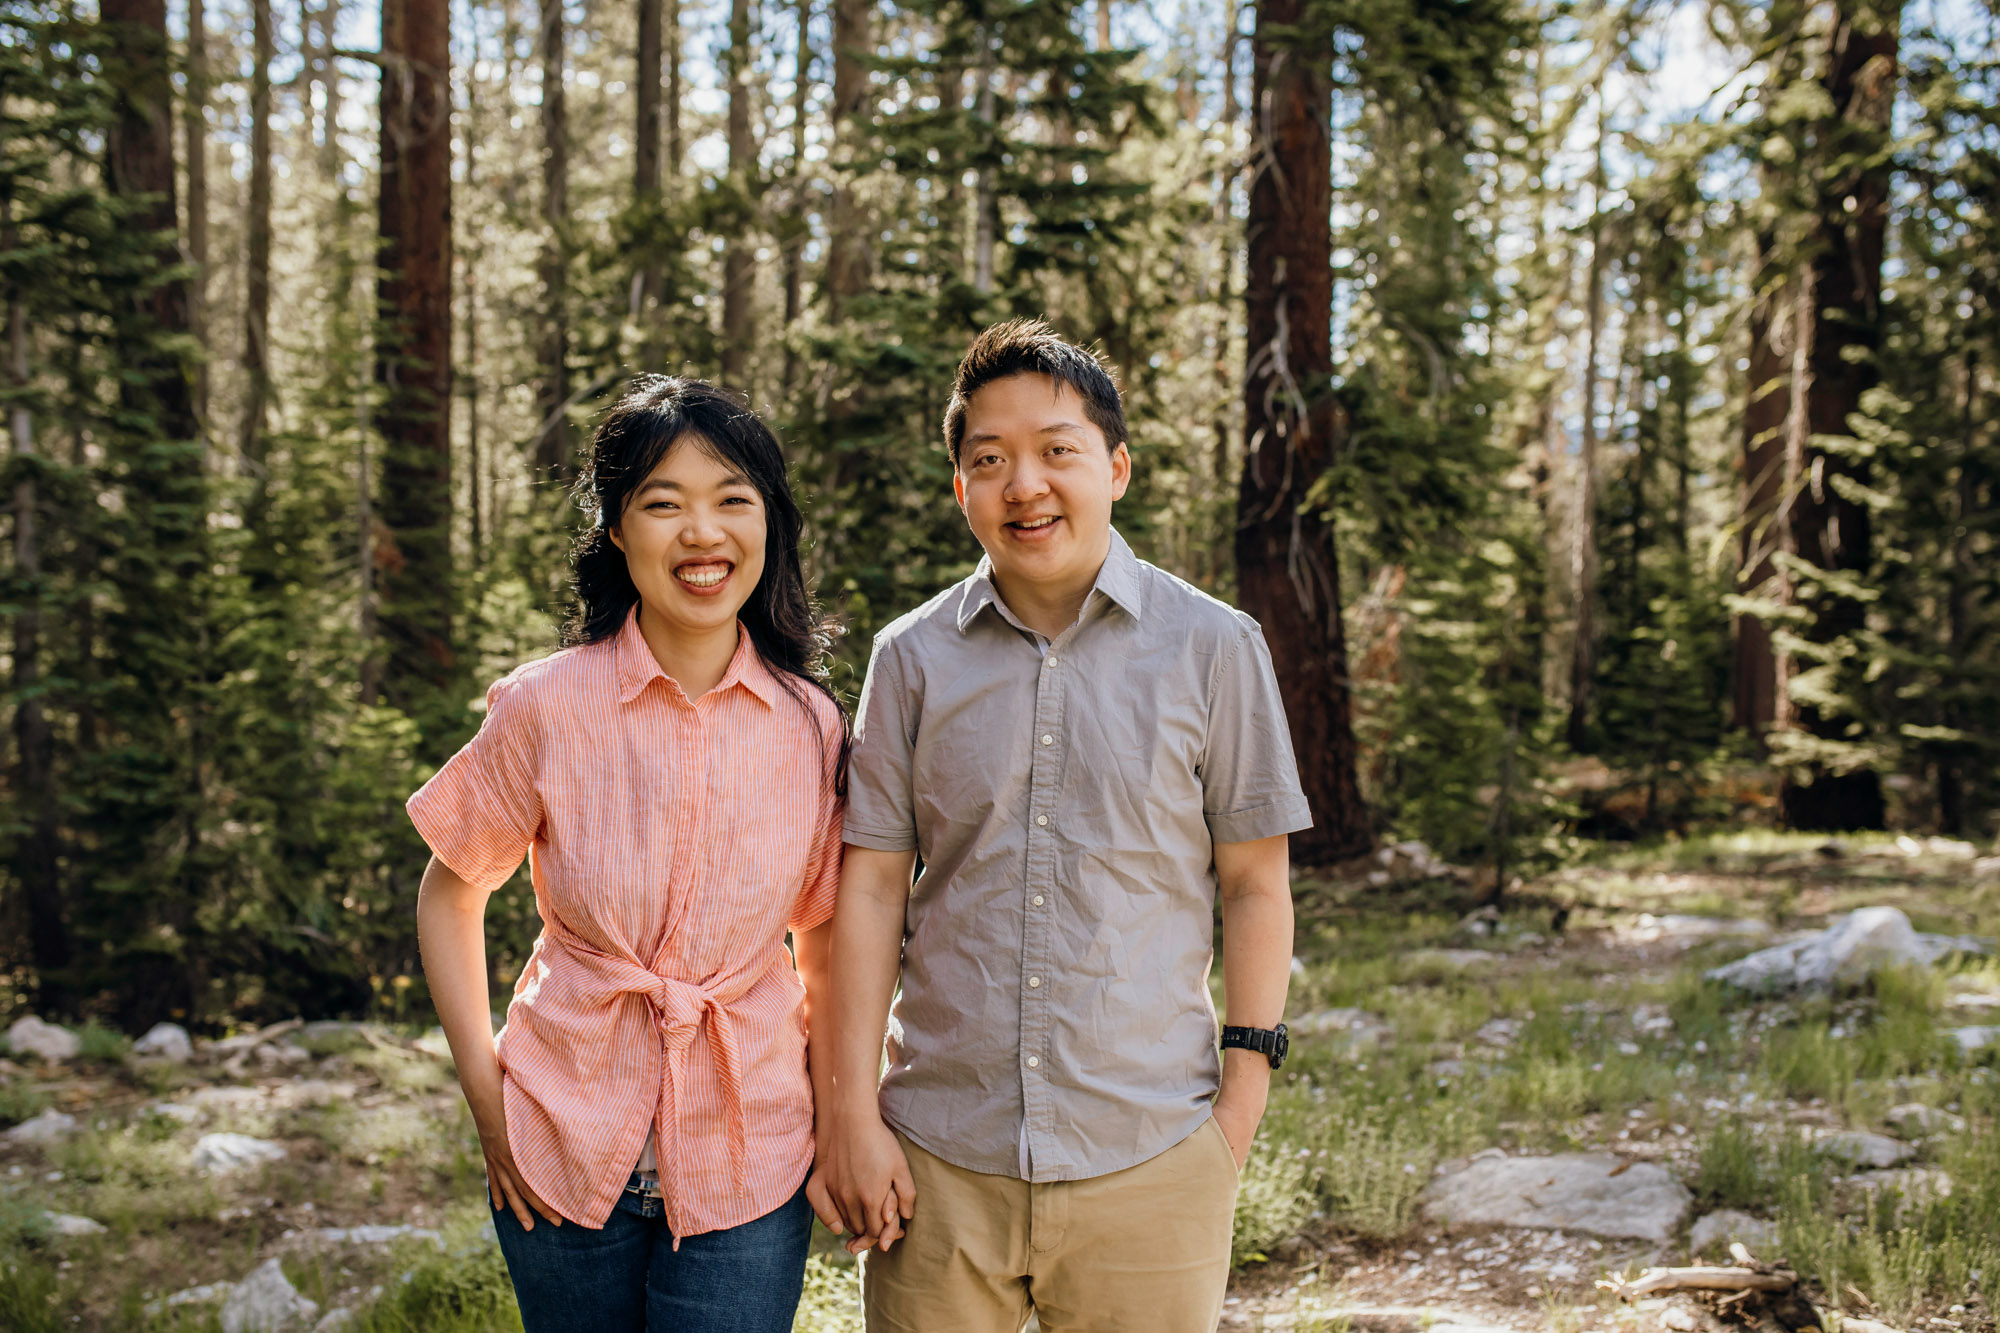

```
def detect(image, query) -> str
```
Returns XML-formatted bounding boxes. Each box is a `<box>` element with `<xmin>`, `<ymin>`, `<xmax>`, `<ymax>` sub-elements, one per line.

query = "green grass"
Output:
<box><xmin>75</xmin><ymin>1023</ymin><xmax>131</xmax><ymax>1064</ymax></box>
<box><xmin>1693</xmin><ymin>1118</ymin><xmax>1765</xmax><ymax>1210</ymax></box>
<box><xmin>0</xmin><ymin>1079</ymin><xmax>51</xmax><ymax>1128</ymax></box>
<box><xmin>793</xmin><ymin>1255</ymin><xmax>864</xmax><ymax>1333</ymax></box>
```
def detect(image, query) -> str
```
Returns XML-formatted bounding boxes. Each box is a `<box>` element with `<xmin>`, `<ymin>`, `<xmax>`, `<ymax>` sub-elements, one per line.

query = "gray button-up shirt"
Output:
<box><xmin>844</xmin><ymin>529</ymin><xmax>1313</xmax><ymax>1182</ymax></box>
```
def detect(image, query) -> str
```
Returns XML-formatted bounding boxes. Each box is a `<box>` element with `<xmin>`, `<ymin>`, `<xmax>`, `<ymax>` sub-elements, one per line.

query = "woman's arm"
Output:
<box><xmin>416</xmin><ymin>854</ymin><xmax>562</xmax><ymax>1229</ymax></box>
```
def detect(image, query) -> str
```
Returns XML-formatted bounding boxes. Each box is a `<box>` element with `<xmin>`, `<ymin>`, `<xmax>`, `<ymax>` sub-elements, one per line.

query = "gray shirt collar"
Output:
<box><xmin>956</xmin><ymin>527</ymin><xmax>1145</xmax><ymax>635</ymax></box>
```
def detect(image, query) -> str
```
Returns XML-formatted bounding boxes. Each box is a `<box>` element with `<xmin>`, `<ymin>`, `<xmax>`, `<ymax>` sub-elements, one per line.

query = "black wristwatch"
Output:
<box><xmin>1220</xmin><ymin>1023</ymin><xmax>1289</xmax><ymax>1070</ymax></box>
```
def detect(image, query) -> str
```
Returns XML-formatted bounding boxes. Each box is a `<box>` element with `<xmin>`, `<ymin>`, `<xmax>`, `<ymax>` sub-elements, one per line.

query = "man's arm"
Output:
<box><xmin>1211</xmin><ymin>834</ymin><xmax>1294</xmax><ymax>1170</ymax></box>
<box><xmin>804</xmin><ymin>845</ymin><xmax>919</xmax><ymax>1253</ymax></box>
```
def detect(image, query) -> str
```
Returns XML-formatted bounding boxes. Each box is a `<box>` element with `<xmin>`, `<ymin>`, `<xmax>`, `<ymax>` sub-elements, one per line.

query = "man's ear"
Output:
<box><xmin>1109</xmin><ymin>442</ymin><xmax>1132</xmax><ymax>502</ymax></box>
<box><xmin>952</xmin><ymin>468</ymin><xmax>968</xmax><ymax>514</ymax></box>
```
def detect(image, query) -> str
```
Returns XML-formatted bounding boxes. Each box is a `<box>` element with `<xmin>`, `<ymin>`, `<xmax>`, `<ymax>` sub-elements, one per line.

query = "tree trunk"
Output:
<box><xmin>5</xmin><ymin>201</ymin><xmax>67</xmax><ymax>1010</ymax></box>
<box><xmin>667</xmin><ymin>0</ymin><xmax>683</xmax><ymax>181</ymax></box>
<box><xmin>1097</xmin><ymin>0</ymin><xmax>1111</xmax><ymax>49</ymax></box>
<box><xmin>824</xmin><ymin>0</ymin><xmax>871</xmax><ymax>322</ymax></box>
<box><xmin>533</xmin><ymin>0</ymin><xmax>568</xmax><ymax>481</ymax></box>
<box><xmin>242</xmin><ymin>0</ymin><xmax>273</xmax><ymax>483</ymax></box>
<box><xmin>375</xmin><ymin>0</ymin><xmax>455</xmax><ymax>723</ymax></box>
<box><xmin>1566</xmin><ymin>99</ymin><xmax>1605</xmax><ymax>753</ymax></box>
<box><xmin>1937</xmin><ymin>352</ymin><xmax>1975</xmax><ymax>834</ymax></box>
<box><xmin>1237</xmin><ymin>0</ymin><xmax>1370</xmax><ymax>865</ymax></box>
<box><xmin>636</xmin><ymin>0</ymin><xmax>662</xmax><ymax>313</ymax></box>
<box><xmin>971</xmin><ymin>33</ymin><xmax>998</xmax><ymax>295</ymax></box>
<box><xmin>1209</xmin><ymin>0</ymin><xmax>1240</xmax><ymax>505</ymax></box>
<box><xmin>780</xmin><ymin>0</ymin><xmax>811</xmax><ymax>395</ymax></box>
<box><xmin>720</xmin><ymin>0</ymin><xmax>757</xmax><ymax>387</ymax></box>
<box><xmin>183</xmin><ymin>0</ymin><xmax>209</xmax><ymax>428</ymax></box>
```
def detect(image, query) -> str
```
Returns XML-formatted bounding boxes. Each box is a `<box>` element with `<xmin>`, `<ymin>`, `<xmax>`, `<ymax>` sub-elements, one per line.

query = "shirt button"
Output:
<box><xmin>1032</xmin><ymin>894</ymin><xmax>1045</xmax><ymax>906</ymax></box>
<box><xmin>1045</xmin><ymin>656</ymin><xmax>1058</xmax><ymax>667</ymax></box>
<box><xmin>1026</xmin><ymin>1056</ymin><xmax>1040</xmax><ymax>1068</ymax></box>
<box><xmin>1028</xmin><ymin>976</ymin><xmax>1041</xmax><ymax>988</ymax></box>
<box><xmin>1040</xmin><ymin>734</ymin><xmax>1053</xmax><ymax>746</ymax></box>
<box><xmin>1035</xmin><ymin>814</ymin><xmax>1049</xmax><ymax>827</ymax></box>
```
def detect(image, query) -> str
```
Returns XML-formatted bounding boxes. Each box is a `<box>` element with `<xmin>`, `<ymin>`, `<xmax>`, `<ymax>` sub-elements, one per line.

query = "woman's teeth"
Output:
<box><xmin>677</xmin><ymin>565</ymin><xmax>729</xmax><ymax>587</ymax></box>
<box><xmin>1014</xmin><ymin>516</ymin><xmax>1058</xmax><ymax>530</ymax></box>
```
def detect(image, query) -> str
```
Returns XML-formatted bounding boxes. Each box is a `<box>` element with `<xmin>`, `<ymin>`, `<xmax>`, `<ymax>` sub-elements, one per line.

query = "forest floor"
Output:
<box><xmin>2</xmin><ymin>830</ymin><xmax>1998</xmax><ymax>1333</ymax></box>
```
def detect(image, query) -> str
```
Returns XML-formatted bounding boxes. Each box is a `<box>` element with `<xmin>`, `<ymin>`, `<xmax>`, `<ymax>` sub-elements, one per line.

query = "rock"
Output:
<box><xmin>5</xmin><ymin>1016</ymin><xmax>80</xmax><ymax>1063</ymax></box>
<box><xmin>1452</xmin><ymin>906</ymin><xmax>1501</xmax><ymax>942</ymax></box>
<box><xmin>148</xmin><ymin>1282</ymin><xmax>235</xmax><ymax>1315</ymax></box>
<box><xmin>44</xmin><ymin>1211</ymin><xmax>107</xmax><ymax>1237</ymax></box>
<box><xmin>310</xmin><ymin>1224</ymin><xmax>444</xmax><ymax>1249</ymax></box>
<box><xmin>1948</xmin><ymin>1025</ymin><xmax>1999</xmax><ymax>1055</ymax></box>
<box><xmin>313</xmin><ymin>1312</ymin><xmax>358</xmax><ymax>1333</ymax></box>
<box><xmin>193</xmin><ymin>1132</ymin><xmax>289</xmax><ymax>1174</ymax></box>
<box><xmin>148</xmin><ymin>1102</ymin><xmax>203</xmax><ymax>1125</ymax></box>
<box><xmin>1620</xmin><ymin>914</ymin><xmax>1775</xmax><ymax>947</ymax></box>
<box><xmin>1707</xmin><ymin>907</ymin><xmax>1990</xmax><ymax>996</ymax></box>
<box><xmin>221</xmin><ymin>1258</ymin><xmax>318</xmax><ymax>1333</ymax></box>
<box><xmin>1630</xmin><ymin>1005</ymin><xmax>1676</xmax><ymax>1037</ymax></box>
<box><xmin>1289</xmin><ymin>1008</ymin><xmax>1391</xmax><ymax>1052</ymax></box>
<box><xmin>133</xmin><ymin>1022</ymin><xmax>194</xmax><ymax>1062</ymax></box>
<box><xmin>1418</xmin><ymin>1153</ymin><xmax>1692</xmax><ymax>1242</ymax></box>
<box><xmin>1884</xmin><ymin>1103</ymin><xmax>1963</xmax><ymax>1137</ymax></box>
<box><xmin>1687</xmin><ymin>1210</ymin><xmax>1777</xmax><ymax>1257</ymax></box>
<box><xmin>1473</xmin><ymin>1018</ymin><xmax>1520</xmax><ymax>1048</ymax></box>
<box><xmin>1842</xmin><ymin>1167</ymin><xmax>1953</xmax><ymax>1207</ymax></box>
<box><xmin>4</xmin><ymin>1109</ymin><xmax>78</xmax><ymax>1146</ymax></box>
<box><xmin>1428</xmin><ymin>1059</ymin><xmax>1466</xmax><ymax>1080</ymax></box>
<box><xmin>254</xmin><ymin>1043</ymin><xmax>312</xmax><ymax>1070</ymax></box>
<box><xmin>1842</xmin><ymin>1320</ymin><xmax>1906</xmax><ymax>1333</ymax></box>
<box><xmin>1974</xmin><ymin>855</ymin><xmax>2000</xmax><ymax>882</ymax></box>
<box><xmin>1815</xmin><ymin>1130</ymin><xmax>1915</xmax><ymax>1169</ymax></box>
<box><xmin>1660</xmin><ymin>1308</ymin><xmax>1698</xmax><ymax>1332</ymax></box>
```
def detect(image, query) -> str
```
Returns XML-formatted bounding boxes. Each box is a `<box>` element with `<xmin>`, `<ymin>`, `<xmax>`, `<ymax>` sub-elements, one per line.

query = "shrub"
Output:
<box><xmin>794</xmin><ymin>1255</ymin><xmax>865</xmax><ymax>1333</ymax></box>
<box><xmin>1232</xmin><ymin>1142</ymin><xmax>1312</xmax><ymax>1264</ymax></box>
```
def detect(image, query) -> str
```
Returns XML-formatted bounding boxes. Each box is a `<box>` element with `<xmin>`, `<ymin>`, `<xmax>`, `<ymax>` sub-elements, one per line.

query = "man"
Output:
<box><xmin>808</xmin><ymin>319</ymin><xmax>1309</xmax><ymax>1333</ymax></box>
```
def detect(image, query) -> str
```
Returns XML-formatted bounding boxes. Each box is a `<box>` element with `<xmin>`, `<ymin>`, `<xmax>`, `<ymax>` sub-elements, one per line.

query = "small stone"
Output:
<box><xmin>1687</xmin><ymin>1209</ymin><xmax>1777</xmax><ymax>1257</ymax></box>
<box><xmin>1288</xmin><ymin>1008</ymin><xmax>1391</xmax><ymax>1052</ymax></box>
<box><xmin>1842</xmin><ymin>1167</ymin><xmax>1953</xmax><ymax>1207</ymax></box>
<box><xmin>132</xmin><ymin>1022</ymin><xmax>194</xmax><ymax>1062</ymax></box>
<box><xmin>1419</xmin><ymin>1153</ymin><xmax>1692</xmax><ymax>1242</ymax></box>
<box><xmin>1949</xmin><ymin>1025</ymin><xmax>1999</xmax><ymax>1055</ymax></box>
<box><xmin>148</xmin><ymin>1102</ymin><xmax>203</xmax><ymax>1125</ymax></box>
<box><xmin>5</xmin><ymin>1016</ymin><xmax>81</xmax><ymax>1063</ymax></box>
<box><xmin>44</xmin><ymin>1212</ymin><xmax>107</xmax><ymax>1238</ymax></box>
<box><xmin>310</xmin><ymin>1224</ymin><xmax>444</xmax><ymax>1249</ymax></box>
<box><xmin>146</xmin><ymin>1281</ymin><xmax>235</xmax><ymax>1315</ymax></box>
<box><xmin>221</xmin><ymin>1258</ymin><xmax>318</xmax><ymax>1333</ymax></box>
<box><xmin>1840</xmin><ymin>1320</ymin><xmax>1905</xmax><ymax>1333</ymax></box>
<box><xmin>1475</xmin><ymin>1018</ymin><xmax>1521</xmax><ymax>1048</ymax></box>
<box><xmin>1408</xmin><ymin>948</ymin><xmax>1501</xmax><ymax>972</ymax></box>
<box><xmin>1816</xmin><ymin>1130</ymin><xmax>1915</xmax><ymax>1169</ymax></box>
<box><xmin>313</xmin><ymin>1312</ymin><xmax>358</xmax><ymax>1333</ymax></box>
<box><xmin>193</xmin><ymin>1132</ymin><xmax>289</xmax><ymax>1175</ymax></box>
<box><xmin>1884</xmin><ymin>1103</ymin><xmax>1963</xmax><ymax>1137</ymax></box>
<box><xmin>1660</xmin><ymin>1308</ymin><xmax>1697</xmax><ymax>1332</ymax></box>
<box><xmin>4</xmin><ymin>1109</ymin><xmax>78</xmax><ymax>1146</ymax></box>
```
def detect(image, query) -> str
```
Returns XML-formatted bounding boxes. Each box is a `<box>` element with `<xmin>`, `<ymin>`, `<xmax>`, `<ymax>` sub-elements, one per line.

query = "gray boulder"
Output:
<box><xmin>5</xmin><ymin>1016</ymin><xmax>80</xmax><ymax>1062</ymax></box>
<box><xmin>44</xmin><ymin>1211</ymin><xmax>107</xmax><ymax>1238</ymax></box>
<box><xmin>1687</xmin><ymin>1209</ymin><xmax>1777</xmax><ymax>1257</ymax></box>
<box><xmin>1288</xmin><ymin>1008</ymin><xmax>1391</xmax><ymax>1053</ymax></box>
<box><xmin>221</xmin><ymin>1258</ymin><xmax>318</xmax><ymax>1333</ymax></box>
<box><xmin>1707</xmin><ymin>907</ymin><xmax>1989</xmax><ymax>995</ymax></box>
<box><xmin>1949</xmin><ymin>1026</ymin><xmax>1999</xmax><ymax>1055</ymax></box>
<box><xmin>1884</xmin><ymin>1103</ymin><xmax>1964</xmax><ymax>1138</ymax></box>
<box><xmin>1815</xmin><ymin>1130</ymin><xmax>1915</xmax><ymax>1170</ymax></box>
<box><xmin>133</xmin><ymin>1022</ymin><xmax>194</xmax><ymax>1062</ymax></box>
<box><xmin>193</xmin><ymin>1132</ymin><xmax>288</xmax><ymax>1174</ymax></box>
<box><xmin>4</xmin><ymin>1109</ymin><xmax>78</xmax><ymax>1146</ymax></box>
<box><xmin>1419</xmin><ymin>1153</ymin><xmax>1692</xmax><ymax>1242</ymax></box>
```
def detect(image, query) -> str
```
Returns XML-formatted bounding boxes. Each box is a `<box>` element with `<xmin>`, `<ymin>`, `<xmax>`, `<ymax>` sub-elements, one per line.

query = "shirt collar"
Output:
<box><xmin>614</xmin><ymin>606</ymin><xmax>780</xmax><ymax>708</ymax></box>
<box><xmin>956</xmin><ymin>527</ymin><xmax>1145</xmax><ymax>634</ymax></box>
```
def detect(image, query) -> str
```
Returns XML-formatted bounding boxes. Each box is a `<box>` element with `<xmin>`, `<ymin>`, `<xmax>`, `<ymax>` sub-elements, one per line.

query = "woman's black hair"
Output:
<box><xmin>566</xmin><ymin>375</ymin><xmax>849</xmax><ymax>794</ymax></box>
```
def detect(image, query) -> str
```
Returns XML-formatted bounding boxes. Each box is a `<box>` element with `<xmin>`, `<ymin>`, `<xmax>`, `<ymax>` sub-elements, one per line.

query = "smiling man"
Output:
<box><xmin>808</xmin><ymin>320</ymin><xmax>1312</xmax><ymax>1333</ymax></box>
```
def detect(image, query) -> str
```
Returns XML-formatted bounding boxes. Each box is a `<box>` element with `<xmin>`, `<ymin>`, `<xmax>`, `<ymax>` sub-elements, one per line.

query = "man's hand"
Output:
<box><xmin>1210</xmin><ymin>1074</ymin><xmax>1267</xmax><ymax>1172</ymax></box>
<box><xmin>812</xmin><ymin>1111</ymin><xmax>916</xmax><ymax>1253</ymax></box>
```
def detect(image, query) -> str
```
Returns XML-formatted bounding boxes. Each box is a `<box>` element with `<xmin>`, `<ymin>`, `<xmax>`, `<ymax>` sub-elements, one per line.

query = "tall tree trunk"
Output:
<box><xmin>464</xmin><ymin>31</ymin><xmax>484</xmax><ymax>563</ymax></box>
<box><xmin>533</xmin><ymin>0</ymin><xmax>568</xmax><ymax>481</ymax></box>
<box><xmin>375</xmin><ymin>0</ymin><xmax>455</xmax><ymax>723</ymax></box>
<box><xmin>720</xmin><ymin>0</ymin><xmax>757</xmax><ymax>386</ymax></box>
<box><xmin>780</xmin><ymin>0</ymin><xmax>811</xmax><ymax>395</ymax></box>
<box><xmin>636</xmin><ymin>0</ymin><xmax>662</xmax><ymax>314</ymax></box>
<box><xmin>824</xmin><ymin>0</ymin><xmax>871</xmax><ymax>322</ymax></box>
<box><xmin>6</xmin><ymin>201</ymin><xmax>67</xmax><ymax>1010</ymax></box>
<box><xmin>667</xmin><ymin>0</ymin><xmax>683</xmax><ymax>181</ymax></box>
<box><xmin>971</xmin><ymin>32</ymin><xmax>998</xmax><ymax>295</ymax></box>
<box><xmin>1237</xmin><ymin>0</ymin><xmax>1370</xmax><ymax>864</ymax></box>
<box><xmin>1566</xmin><ymin>97</ymin><xmax>1606</xmax><ymax>753</ymax></box>
<box><xmin>1097</xmin><ymin>0</ymin><xmax>1111</xmax><ymax>49</ymax></box>
<box><xmin>242</xmin><ymin>0</ymin><xmax>273</xmax><ymax>486</ymax></box>
<box><xmin>1937</xmin><ymin>352</ymin><xmax>1975</xmax><ymax>834</ymax></box>
<box><xmin>1209</xmin><ymin>0</ymin><xmax>1240</xmax><ymax>501</ymax></box>
<box><xmin>183</xmin><ymin>0</ymin><xmax>209</xmax><ymax>428</ymax></box>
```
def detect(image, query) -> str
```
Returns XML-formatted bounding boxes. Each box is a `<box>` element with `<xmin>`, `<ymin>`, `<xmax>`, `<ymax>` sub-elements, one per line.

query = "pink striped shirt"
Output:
<box><xmin>407</xmin><ymin>609</ymin><xmax>843</xmax><ymax>1237</ymax></box>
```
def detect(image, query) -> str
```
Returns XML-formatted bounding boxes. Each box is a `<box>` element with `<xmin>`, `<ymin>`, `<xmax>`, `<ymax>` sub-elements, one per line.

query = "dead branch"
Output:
<box><xmin>1597</xmin><ymin>1266</ymin><xmax>1797</xmax><ymax>1300</ymax></box>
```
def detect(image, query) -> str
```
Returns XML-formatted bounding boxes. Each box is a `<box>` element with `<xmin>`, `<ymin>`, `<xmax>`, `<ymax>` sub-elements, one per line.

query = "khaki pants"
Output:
<box><xmin>861</xmin><ymin>1119</ymin><xmax>1239</xmax><ymax>1333</ymax></box>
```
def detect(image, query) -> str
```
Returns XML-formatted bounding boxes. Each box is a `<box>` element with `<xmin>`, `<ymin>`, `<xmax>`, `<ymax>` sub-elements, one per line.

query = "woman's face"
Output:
<box><xmin>609</xmin><ymin>435</ymin><xmax>768</xmax><ymax>643</ymax></box>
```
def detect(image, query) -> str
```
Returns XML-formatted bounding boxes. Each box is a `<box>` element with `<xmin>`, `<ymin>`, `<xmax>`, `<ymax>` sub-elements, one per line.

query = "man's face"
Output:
<box><xmin>953</xmin><ymin>374</ymin><xmax>1131</xmax><ymax>597</ymax></box>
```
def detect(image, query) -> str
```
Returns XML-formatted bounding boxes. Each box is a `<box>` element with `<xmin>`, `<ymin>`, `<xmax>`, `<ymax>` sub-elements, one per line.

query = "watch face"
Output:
<box><xmin>1273</xmin><ymin>1025</ymin><xmax>1289</xmax><ymax>1068</ymax></box>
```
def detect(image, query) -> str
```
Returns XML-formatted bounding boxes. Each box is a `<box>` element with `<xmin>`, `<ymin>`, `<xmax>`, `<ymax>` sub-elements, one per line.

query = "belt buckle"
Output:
<box><xmin>630</xmin><ymin>1171</ymin><xmax>663</xmax><ymax>1201</ymax></box>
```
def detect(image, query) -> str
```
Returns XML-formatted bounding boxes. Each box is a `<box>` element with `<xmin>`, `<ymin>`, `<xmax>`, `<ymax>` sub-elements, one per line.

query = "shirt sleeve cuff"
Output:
<box><xmin>841</xmin><ymin>824</ymin><xmax>919</xmax><ymax>853</ymax></box>
<box><xmin>1206</xmin><ymin>797</ymin><xmax>1314</xmax><ymax>845</ymax></box>
<box><xmin>406</xmin><ymin>791</ymin><xmax>529</xmax><ymax>894</ymax></box>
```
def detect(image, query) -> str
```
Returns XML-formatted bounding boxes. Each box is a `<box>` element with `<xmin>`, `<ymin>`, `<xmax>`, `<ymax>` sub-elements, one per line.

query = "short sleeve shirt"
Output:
<box><xmin>844</xmin><ymin>529</ymin><xmax>1311</xmax><ymax>1181</ymax></box>
<box><xmin>406</xmin><ymin>610</ymin><xmax>843</xmax><ymax>1235</ymax></box>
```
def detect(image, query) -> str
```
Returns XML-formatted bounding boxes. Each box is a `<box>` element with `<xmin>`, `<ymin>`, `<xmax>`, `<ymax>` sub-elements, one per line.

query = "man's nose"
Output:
<box><xmin>1003</xmin><ymin>462</ymin><xmax>1050</xmax><ymax>503</ymax></box>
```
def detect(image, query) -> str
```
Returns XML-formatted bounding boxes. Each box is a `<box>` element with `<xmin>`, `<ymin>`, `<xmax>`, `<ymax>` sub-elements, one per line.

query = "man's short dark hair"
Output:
<box><xmin>942</xmin><ymin>319</ymin><xmax>1128</xmax><ymax>468</ymax></box>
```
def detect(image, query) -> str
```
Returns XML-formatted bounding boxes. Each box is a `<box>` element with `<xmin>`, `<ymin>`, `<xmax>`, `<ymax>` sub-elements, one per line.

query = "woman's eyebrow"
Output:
<box><xmin>635</xmin><ymin>473</ymin><xmax>755</xmax><ymax>493</ymax></box>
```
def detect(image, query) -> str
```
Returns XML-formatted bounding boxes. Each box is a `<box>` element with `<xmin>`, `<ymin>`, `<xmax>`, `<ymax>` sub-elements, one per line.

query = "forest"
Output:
<box><xmin>1</xmin><ymin>0</ymin><xmax>1996</xmax><ymax>1031</ymax></box>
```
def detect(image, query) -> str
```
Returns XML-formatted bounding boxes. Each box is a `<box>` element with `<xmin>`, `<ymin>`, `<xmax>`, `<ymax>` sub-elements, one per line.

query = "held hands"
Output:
<box><xmin>807</xmin><ymin>1111</ymin><xmax>916</xmax><ymax>1255</ymax></box>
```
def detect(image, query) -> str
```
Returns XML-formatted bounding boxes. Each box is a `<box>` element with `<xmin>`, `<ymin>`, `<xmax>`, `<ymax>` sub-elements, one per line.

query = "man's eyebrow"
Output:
<box><xmin>1038</xmin><ymin>422</ymin><xmax>1088</xmax><ymax>435</ymax></box>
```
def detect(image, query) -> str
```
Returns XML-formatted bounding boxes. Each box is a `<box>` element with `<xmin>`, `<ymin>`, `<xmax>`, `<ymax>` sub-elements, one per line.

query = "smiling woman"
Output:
<box><xmin>407</xmin><ymin>375</ymin><xmax>852</xmax><ymax>1333</ymax></box>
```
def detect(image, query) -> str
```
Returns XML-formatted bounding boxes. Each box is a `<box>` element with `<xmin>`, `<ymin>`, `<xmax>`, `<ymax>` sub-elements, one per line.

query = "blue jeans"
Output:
<box><xmin>492</xmin><ymin>1173</ymin><xmax>813</xmax><ymax>1333</ymax></box>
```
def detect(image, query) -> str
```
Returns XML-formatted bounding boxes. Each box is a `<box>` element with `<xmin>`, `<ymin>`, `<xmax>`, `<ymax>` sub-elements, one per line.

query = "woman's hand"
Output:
<box><xmin>418</xmin><ymin>855</ymin><xmax>564</xmax><ymax>1232</ymax></box>
<box><xmin>812</xmin><ymin>1108</ymin><xmax>916</xmax><ymax>1254</ymax></box>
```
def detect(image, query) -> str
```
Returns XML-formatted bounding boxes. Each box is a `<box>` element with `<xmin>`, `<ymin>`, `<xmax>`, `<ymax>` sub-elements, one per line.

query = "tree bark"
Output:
<box><xmin>375</xmin><ymin>0</ymin><xmax>455</xmax><ymax>722</ymax></box>
<box><xmin>1567</xmin><ymin>102</ymin><xmax>1606</xmax><ymax>752</ymax></box>
<box><xmin>534</xmin><ymin>0</ymin><xmax>568</xmax><ymax>481</ymax></box>
<box><xmin>5</xmin><ymin>200</ymin><xmax>67</xmax><ymax>1009</ymax></box>
<box><xmin>667</xmin><ymin>0</ymin><xmax>683</xmax><ymax>181</ymax></box>
<box><xmin>183</xmin><ymin>0</ymin><xmax>209</xmax><ymax>427</ymax></box>
<box><xmin>242</xmin><ymin>0</ymin><xmax>273</xmax><ymax>481</ymax></box>
<box><xmin>1237</xmin><ymin>0</ymin><xmax>1370</xmax><ymax>864</ymax></box>
<box><xmin>1097</xmin><ymin>0</ymin><xmax>1111</xmax><ymax>49</ymax></box>
<box><xmin>720</xmin><ymin>0</ymin><xmax>757</xmax><ymax>387</ymax></box>
<box><xmin>780</xmin><ymin>0</ymin><xmax>811</xmax><ymax>395</ymax></box>
<box><xmin>636</xmin><ymin>0</ymin><xmax>662</xmax><ymax>313</ymax></box>
<box><xmin>971</xmin><ymin>32</ymin><xmax>998</xmax><ymax>294</ymax></box>
<box><xmin>824</xmin><ymin>0</ymin><xmax>871</xmax><ymax>321</ymax></box>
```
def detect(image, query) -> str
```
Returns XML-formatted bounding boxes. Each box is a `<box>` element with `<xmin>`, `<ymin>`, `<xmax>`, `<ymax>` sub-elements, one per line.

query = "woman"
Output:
<box><xmin>411</xmin><ymin>376</ymin><xmax>847</xmax><ymax>1332</ymax></box>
